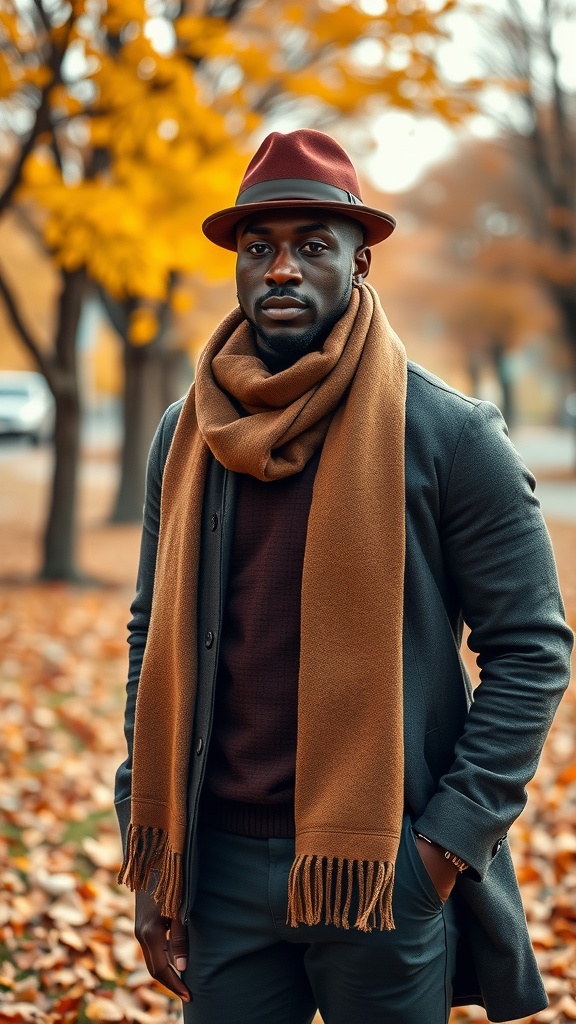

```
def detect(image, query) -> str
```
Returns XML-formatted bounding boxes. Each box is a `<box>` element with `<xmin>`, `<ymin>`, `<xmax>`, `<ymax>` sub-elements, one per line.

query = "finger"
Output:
<box><xmin>169</xmin><ymin>917</ymin><xmax>189</xmax><ymax>972</ymax></box>
<box><xmin>138</xmin><ymin>924</ymin><xmax>171</xmax><ymax>981</ymax></box>
<box><xmin>155</xmin><ymin>962</ymin><xmax>192</xmax><ymax>1003</ymax></box>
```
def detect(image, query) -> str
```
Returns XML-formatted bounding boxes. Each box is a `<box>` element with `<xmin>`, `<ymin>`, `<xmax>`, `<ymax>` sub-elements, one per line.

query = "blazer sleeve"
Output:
<box><xmin>114</xmin><ymin>402</ymin><xmax>182</xmax><ymax>854</ymax></box>
<box><xmin>414</xmin><ymin>401</ymin><xmax>573</xmax><ymax>880</ymax></box>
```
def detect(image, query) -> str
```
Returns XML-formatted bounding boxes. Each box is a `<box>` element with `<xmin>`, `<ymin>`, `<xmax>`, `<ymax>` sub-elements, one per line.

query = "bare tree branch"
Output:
<box><xmin>207</xmin><ymin>0</ymin><xmax>250</xmax><ymax>20</ymax></box>
<box><xmin>12</xmin><ymin>204</ymin><xmax>45</xmax><ymax>247</ymax></box>
<box><xmin>542</xmin><ymin>0</ymin><xmax>575</xmax><ymax>207</ymax></box>
<box><xmin>50</xmin><ymin>106</ymin><xmax>113</xmax><ymax>129</ymax></box>
<box><xmin>31</xmin><ymin>0</ymin><xmax>52</xmax><ymax>37</ymax></box>
<box><xmin>502</xmin><ymin>0</ymin><xmax>561</xmax><ymax>207</ymax></box>
<box><xmin>0</xmin><ymin>90</ymin><xmax>51</xmax><ymax>216</ymax></box>
<box><xmin>0</xmin><ymin>12</ymin><xmax>73</xmax><ymax>216</ymax></box>
<box><xmin>0</xmin><ymin>266</ymin><xmax>54</xmax><ymax>386</ymax></box>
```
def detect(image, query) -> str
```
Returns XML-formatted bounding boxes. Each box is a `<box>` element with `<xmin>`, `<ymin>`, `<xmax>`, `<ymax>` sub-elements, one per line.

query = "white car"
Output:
<box><xmin>0</xmin><ymin>371</ymin><xmax>55</xmax><ymax>444</ymax></box>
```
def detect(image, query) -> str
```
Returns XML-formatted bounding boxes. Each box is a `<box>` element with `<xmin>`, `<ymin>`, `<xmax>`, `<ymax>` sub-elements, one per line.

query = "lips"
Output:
<box><xmin>261</xmin><ymin>296</ymin><xmax>307</xmax><ymax>309</ymax></box>
<box><xmin>259</xmin><ymin>295</ymin><xmax>309</xmax><ymax>321</ymax></box>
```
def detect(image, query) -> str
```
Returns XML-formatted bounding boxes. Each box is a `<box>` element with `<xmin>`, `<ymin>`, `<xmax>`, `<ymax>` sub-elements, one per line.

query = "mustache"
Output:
<box><xmin>255</xmin><ymin>288</ymin><xmax>314</xmax><ymax>311</ymax></box>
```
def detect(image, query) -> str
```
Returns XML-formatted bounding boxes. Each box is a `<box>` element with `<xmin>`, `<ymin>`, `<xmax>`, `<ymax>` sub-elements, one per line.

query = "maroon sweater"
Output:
<box><xmin>200</xmin><ymin>450</ymin><xmax>320</xmax><ymax>838</ymax></box>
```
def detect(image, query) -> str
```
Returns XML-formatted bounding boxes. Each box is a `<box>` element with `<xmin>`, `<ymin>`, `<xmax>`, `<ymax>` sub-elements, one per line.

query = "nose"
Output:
<box><xmin>264</xmin><ymin>246</ymin><xmax>303</xmax><ymax>287</ymax></box>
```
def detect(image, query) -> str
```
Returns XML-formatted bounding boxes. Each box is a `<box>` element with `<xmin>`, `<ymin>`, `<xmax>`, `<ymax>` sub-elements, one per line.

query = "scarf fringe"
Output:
<box><xmin>117</xmin><ymin>824</ymin><xmax>183</xmax><ymax>919</ymax></box>
<box><xmin>286</xmin><ymin>855</ymin><xmax>395</xmax><ymax>932</ymax></box>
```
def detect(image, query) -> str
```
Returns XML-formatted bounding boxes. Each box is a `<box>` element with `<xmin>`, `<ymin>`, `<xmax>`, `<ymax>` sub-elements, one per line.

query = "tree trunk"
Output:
<box><xmin>557</xmin><ymin>291</ymin><xmax>576</xmax><ymax>369</ymax></box>
<box><xmin>490</xmin><ymin>338</ymin><xmax>514</xmax><ymax>428</ymax></box>
<box><xmin>552</xmin><ymin>289</ymin><xmax>576</xmax><ymax>466</ymax></box>
<box><xmin>111</xmin><ymin>343</ymin><xmax>192</xmax><ymax>522</ymax></box>
<box><xmin>41</xmin><ymin>268</ymin><xmax>86</xmax><ymax>580</ymax></box>
<box><xmin>466</xmin><ymin>349</ymin><xmax>483</xmax><ymax>399</ymax></box>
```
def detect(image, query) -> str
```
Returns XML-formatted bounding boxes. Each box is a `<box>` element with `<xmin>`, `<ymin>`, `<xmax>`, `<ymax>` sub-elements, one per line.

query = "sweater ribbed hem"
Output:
<box><xmin>199</xmin><ymin>796</ymin><xmax>295</xmax><ymax>838</ymax></box>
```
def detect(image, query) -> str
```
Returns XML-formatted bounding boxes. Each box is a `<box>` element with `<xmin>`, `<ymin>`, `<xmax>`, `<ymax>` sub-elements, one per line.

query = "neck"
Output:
<box><xmin>253</xmin><ymin>337</ymin><xmax>293</xmax><ymax>374</ymax></box>
<box><xmin>254</xmin><ymin>334</ymin><xmax>306</xmax><ymax>374</ymax></box>
<box><xmin>253</xmin><ymin>325</ymin><xmax>336</xmax><ymax>374</ymax></box>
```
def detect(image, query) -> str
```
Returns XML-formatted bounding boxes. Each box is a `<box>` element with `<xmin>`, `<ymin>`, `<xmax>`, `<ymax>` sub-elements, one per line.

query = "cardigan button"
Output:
<box><xmin>196</xmin><ymin>737</ymin><xmax>204</xmax><ymax>755</ymax></box>
<box><xmin>205</xmin><ymin>630</ymin><xmax>214</xmax><ymax>648</ymax></box>
<box><xmin>210</xmin><ymin>513</ymin><xmax>218</xmax><ymax>531</ymax></box>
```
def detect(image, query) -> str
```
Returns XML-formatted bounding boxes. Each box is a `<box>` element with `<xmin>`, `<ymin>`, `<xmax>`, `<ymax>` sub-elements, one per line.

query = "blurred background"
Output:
<box><xmin>0</xmin><ymin>1</ymin><xmax>575</xmax><ymax>1021</ymax></box>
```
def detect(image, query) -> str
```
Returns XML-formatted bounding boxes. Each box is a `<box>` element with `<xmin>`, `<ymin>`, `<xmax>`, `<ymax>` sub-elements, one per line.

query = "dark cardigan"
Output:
<box><xmin>116</xmin><ymin>360</ymin><xmax>573</xmax><ymax>1021</ymax></box>
<box><xmin>200</xmin><ymin>451</ymin><xmax>320</xmax><ymax>838</ymax></box>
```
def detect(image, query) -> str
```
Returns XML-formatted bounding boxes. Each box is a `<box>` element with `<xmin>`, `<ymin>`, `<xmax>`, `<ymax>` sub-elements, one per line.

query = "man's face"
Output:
<box><xmin>235</xmin><ymin>210</ymin><xmax>370</xmax><ymax>364</ymax></box>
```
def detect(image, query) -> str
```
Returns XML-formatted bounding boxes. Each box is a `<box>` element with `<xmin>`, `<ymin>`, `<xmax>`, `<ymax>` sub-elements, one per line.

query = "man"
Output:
<box><xmin>115</xmin><ymin>129</ymin><xmax>573</xmax><ymax>1024</ymax></box>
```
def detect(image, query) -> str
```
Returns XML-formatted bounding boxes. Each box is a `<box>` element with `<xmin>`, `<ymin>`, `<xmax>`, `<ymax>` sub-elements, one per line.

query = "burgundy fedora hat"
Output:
<box><xmin>202</xmin><ymin>129</ymin><xmax>396</xmax><ymax>251</ymax></box>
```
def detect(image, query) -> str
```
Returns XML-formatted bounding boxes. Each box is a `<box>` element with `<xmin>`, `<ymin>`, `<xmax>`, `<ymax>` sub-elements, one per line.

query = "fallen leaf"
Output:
<box><xmin>557</xmin><ymin>993</ymin><xmax>576</xmax><ymax>1019</ymax></box>
<box><xmin>57</xmin><ymin>926</ymin><xmax>87</xmax><ymax>951</ymax></box>
<box><xmin>85</xmin><ymin>996</ymin><xmax>126</xmax><ymax>1021</ymax></box>
<box><xmin>82</xmin><ymin>836</ymin><xmax>122</xmax><ymax>871</ymax></box>
<box><xmin>34</xmin><ymin>868</ymin><xmax>77</xmax><ymax>896</ymax></box>
<box><xmin>0</xmin><ymin>1006</ymin><xmax>50</xmax><ymax>1022</ymax></box>
<box><xmin>47</xmin><ymin>890</ymin><xmax>90</xmax><ymax>926</ymax></box>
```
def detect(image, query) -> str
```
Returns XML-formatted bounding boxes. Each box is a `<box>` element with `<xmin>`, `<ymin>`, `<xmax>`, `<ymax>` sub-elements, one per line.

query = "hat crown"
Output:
<box><xmin>202</xmin><ymin>128</ymin><xmax>395</xmax><ymax>251</ymax></box>
<box><xmin>238</xmin><ymin>129</ymin><xmax>363</xmax><ymax>201</ymax></box>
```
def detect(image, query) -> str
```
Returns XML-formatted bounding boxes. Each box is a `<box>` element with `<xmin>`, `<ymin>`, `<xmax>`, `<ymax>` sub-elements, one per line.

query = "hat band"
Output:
<box><xmin>236</xmin><ymin>178</ymin><xmax>363</xmax><ymax>207</ymax></box>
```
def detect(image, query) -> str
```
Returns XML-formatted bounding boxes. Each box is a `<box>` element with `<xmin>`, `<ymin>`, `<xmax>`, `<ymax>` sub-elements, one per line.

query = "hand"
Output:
<box><xmin>414</xmin><ymin>836</ymin><xmax>459</xmax><ymax>904</ymax></box>
<box><xmin>135</xmin><ymin>889</ymin><xmax>191</xmax><ymax>1004</ymax></box>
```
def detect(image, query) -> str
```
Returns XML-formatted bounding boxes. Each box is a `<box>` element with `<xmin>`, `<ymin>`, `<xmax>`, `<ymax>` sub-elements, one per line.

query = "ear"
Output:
<box><xmin>353</xmin><ymin>246</ymin><xmax>371</xmax><ymax>285</ymax></box>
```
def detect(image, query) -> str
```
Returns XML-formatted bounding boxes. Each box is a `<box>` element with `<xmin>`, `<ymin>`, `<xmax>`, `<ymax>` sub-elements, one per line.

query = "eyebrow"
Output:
<box><xmin>294</xmin><ymin>223</ymin><xmax>335</xmax><ymax>235</ymax></box>
<box><xmin>240</xmin><ymin>222</ymin><xmax>336</xmax><ymax>238</ymax></box>
<box><xmin>240</xmin><ymin>224</ymin><xmax>273</xmax><ymax>237</ymax></box>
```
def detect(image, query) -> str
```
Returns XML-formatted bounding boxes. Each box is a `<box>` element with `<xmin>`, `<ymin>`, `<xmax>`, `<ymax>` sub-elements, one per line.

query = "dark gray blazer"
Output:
<box><xmin>115</xmin><ymin>360</ymin><xmax>573</xmax><ymax>1022</ymax></box>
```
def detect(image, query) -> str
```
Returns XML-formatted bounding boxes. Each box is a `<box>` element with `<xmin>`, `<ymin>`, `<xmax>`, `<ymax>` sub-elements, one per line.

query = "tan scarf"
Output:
<box><xmin>119</xmin><ymin>283</ymin><xmax>407</xmax><ymax>932</ymax></box>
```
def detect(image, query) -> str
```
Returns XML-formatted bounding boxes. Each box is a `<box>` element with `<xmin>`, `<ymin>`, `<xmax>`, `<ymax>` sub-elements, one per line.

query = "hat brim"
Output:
<box><xmin>202</xmin><ymin>199</ymin><xmax>396</xmax><ymax>251</ymax></box>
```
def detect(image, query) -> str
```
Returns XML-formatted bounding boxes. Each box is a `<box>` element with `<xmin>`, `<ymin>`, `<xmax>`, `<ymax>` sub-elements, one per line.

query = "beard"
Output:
<box><xmin>240</xmin><ymin>281</ymin><xmax>353</xmax><ymax>363</ymax></box>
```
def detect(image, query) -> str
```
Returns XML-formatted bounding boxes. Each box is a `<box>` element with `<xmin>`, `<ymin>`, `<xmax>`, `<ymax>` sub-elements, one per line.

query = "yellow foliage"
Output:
<box><xmin>312</xmin><ymin>5</ymin><xmax>373</xmax><ymax>46</ymax></box>
<box><xmin>233</xmin><ymin>44</ymin><xmax>285</xmax><ymax>86</ymax></box>
<box><xmin>69</xmin><ymin>0</ymin><xmax>90</xmax><ymax>16</ymax></box>
<box><xmin>92</xmin><ymin>324</ymin><xmax>123</xmax><ymax>395</ymax></box>
<box><xmin>49</xmin><ymin>23</ymin><xmax>72</xmax><ymax>49</ymax></box>
<box><xmin>87</xmin><ymin>116</ymin><xmax>114</xmax><ymax>148</ymax></box>
<box><xmin>281</xmin><ymin>4</ymin><xmax>306</xmax><ymax>25</ymax></box>
<box><xmin>430</xmin><ymin>93</ymin><xmax>476</xmax><ymax>123</ymax></box>
<box><xmin>21</xmin><ymin>63</ymin><xmax>53</xmax><ymax>90</ymax></box>
<box><xmin>102</xmin><ymin>0</ymin><xmax>147</xmax><ymax>33</ymax></box>
<box><xmin>0</xmin><ymin>8</ymin><xmax>22</xmax><ymax>46</ymax></box>
<box><xmin>20</xmin><ymin>136</ymin><xmax>246</xmax><ymax>300</ymax></box>
<box><xmin>94</xmin><ymin>52</ymin><xmax>151</xmax><ymax>111</ymax></box>
<box><xmin>171</xmin><ymin>288</ymin><xmax>194</xmax><ymax>314</ymax></box>
<box><xmin>6</xmin><ymin>0</ymin><xmax>478</xmax><ymax>325</ymax></box>
<box><xmin>49</xmin><ymin>84</ymin><xmax>84</xmax><ymax>117</ymax></box>
<box><xmin>20</xmin><ymin>151</ymin><xmax>61</xmax><ymax>188</ymax></box>
<box><xmin>128</xmin><ymin>308</ymin><xmax>159</xmax><ymax>346</ymax></box>
<box><xmin>0</xmin><ymin>53</ymin><xmax>17</xmax><ymax>99</ymax></box>
<box><xmin>175</xmin><ymin>15</ymin><xmax>234</xmax><ymax>59</ymax></box>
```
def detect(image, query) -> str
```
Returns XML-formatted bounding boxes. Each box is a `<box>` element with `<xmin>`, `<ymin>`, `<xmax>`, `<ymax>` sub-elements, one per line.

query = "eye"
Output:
<box><xmin>300</xmin><ymin>241</ymin><xmax>328</xmax><ymax>254</ymax></box>
<box><xmin>246</xmin><ymin>242</ymin><xmax>272</xmax><ymax>255</ymax></box>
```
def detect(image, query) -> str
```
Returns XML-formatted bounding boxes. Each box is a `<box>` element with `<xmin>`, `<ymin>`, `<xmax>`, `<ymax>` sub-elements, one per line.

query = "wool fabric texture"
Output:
<box><xmin>118</xmin><ymin>282</ymin><xmax>408</xmax><ymax>932</ymax></box>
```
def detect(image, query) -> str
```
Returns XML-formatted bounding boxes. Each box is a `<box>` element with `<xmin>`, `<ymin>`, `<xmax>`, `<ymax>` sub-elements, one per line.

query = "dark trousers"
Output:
<box><xmin>182</xmin><ymin>815</ymin><xmax>458</xmax><ymax>1024</ymax></box>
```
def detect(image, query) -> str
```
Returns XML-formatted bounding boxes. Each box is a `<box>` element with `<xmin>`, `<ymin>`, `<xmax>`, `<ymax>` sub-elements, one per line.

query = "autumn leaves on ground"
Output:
<box><xmin>0</xmin><ymin>450</ymin><xmax>181</xmax><ymax>1023</ymax></box>
<box><xmin>0</xmin><ymin>452</ymin><xmax>575</xmax><ymax>1024</ymax></box>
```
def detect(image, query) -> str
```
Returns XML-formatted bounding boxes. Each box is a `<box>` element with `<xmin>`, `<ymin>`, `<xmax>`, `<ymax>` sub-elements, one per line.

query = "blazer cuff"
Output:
<box><xmin>115</xmin><ymin>796</ymin><xmax>132</xmax><ymax>858</ymax></box>
<box><xmin>413</xmin><ymin>790</ymin><xmax>508</xmax><ymax>882</ymax></box>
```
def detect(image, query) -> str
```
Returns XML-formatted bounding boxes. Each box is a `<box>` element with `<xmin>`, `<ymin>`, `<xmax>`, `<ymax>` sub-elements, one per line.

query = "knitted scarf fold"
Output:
<box><xmin>119</xmin><ymin>283</ymin><xmax>407</xmax><ymax>932</ymax></box>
